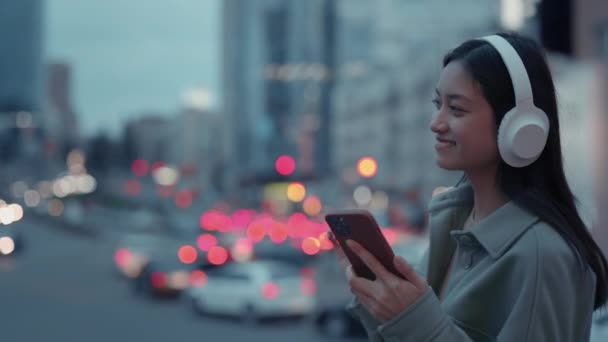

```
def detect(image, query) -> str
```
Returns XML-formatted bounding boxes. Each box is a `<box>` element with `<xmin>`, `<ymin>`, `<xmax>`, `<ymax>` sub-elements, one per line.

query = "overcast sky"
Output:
<box><xmin>46</xmin><ymin>0</ymin><xmax>220</xmax><ymax>137</ymax></box>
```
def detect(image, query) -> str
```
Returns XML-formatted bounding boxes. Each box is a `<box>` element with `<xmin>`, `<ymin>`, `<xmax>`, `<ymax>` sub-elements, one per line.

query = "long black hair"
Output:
<box><xmin>444</xmin><ymin>32</ymin><xmax>608</xmax><ymax>309</ymax></box>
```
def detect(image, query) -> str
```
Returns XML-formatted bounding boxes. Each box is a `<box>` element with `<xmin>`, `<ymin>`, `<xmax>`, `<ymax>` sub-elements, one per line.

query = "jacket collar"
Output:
<box><xmin>429</xmin><ymin>183</ymin><xmax>539</xmax><ymax>259</ymax></box>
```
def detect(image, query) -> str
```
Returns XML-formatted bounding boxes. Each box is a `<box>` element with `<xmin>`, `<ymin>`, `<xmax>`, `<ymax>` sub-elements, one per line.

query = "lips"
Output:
<box><xmin>436</xmin><ymin>137</ymin><xmax>456</xmax><ymax>145</ymax></box>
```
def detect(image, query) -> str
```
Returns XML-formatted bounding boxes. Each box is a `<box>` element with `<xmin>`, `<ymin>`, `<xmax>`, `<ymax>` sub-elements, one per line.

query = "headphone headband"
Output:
<box><xmin>479</xmin><ymin>35</ymin><xmax>533</xmax><ymax>105</ymax></box>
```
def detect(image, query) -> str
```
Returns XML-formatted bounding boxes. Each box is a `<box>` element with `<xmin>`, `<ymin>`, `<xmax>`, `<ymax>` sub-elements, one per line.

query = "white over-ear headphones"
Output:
<box><xmin>479</xmin><ymin>35</ymin><xmax>550</xmax><ymax>168</ymax></box>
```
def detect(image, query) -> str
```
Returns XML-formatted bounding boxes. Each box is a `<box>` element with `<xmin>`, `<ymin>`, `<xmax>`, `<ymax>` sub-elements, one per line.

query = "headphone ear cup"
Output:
<box><xmin>498</xmin><ymin>106</ymin><xmax>549</xmax><ymax>168</ymax></box>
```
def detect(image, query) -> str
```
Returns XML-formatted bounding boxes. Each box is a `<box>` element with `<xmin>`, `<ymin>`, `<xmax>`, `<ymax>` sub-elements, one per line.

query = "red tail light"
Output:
<box><xmin>300</xmin><ymin>278</ymin><xmax>316</xmax><ymax>296</ymax></box>
<box><xmin>150</xmin><ymin>272</ymin><xmax>167</xmax><ymax>288</ymax></box>
<box><xmin>261</xmin><ymin>281</ymin><xmax>280</xmax><ymax>299</ymax></box>
<box><xmin>114</xmin><ymin>248</ymin><xmax>131</xmax><ymax>268</ymax></box>
<box><xmin>299</xmin><ymin>267</ymin><xmax>315</xmax><ymax>278</ymax></box>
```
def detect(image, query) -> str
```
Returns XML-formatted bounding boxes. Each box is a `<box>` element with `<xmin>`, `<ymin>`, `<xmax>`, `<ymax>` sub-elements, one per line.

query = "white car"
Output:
<box><xmin>188</xmin><ymin>260</ymin><xmax>316</xmax><ymax>321</ymax></box>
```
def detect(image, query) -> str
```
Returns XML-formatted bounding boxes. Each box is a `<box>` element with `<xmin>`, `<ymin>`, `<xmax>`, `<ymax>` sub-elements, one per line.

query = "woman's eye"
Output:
<box><xmin>450</xmin><ymin>106</ymin><xmax>463</xmax><ymax>112</ymax></box>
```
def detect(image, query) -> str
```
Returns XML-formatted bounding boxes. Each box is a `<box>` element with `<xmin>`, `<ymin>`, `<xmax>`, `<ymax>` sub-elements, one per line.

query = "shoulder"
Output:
<box><xmin>507</xmin><ymin>221</ymin><xmax>586</xmax><ymax>276</ymax></box>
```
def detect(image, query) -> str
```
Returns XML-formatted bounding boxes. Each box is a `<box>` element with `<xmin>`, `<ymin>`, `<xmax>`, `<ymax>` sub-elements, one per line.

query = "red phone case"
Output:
<box><xmin>325</xmin><ymin>210</ymin><xmax>399</xmax><ymax>280</ymax></box>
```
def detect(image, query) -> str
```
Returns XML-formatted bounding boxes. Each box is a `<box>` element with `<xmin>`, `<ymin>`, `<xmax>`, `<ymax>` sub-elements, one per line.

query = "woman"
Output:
<box><xmin>336</xmin><ymin>33</ymin><xmax>608</xmax><ymax>341</ymax></box>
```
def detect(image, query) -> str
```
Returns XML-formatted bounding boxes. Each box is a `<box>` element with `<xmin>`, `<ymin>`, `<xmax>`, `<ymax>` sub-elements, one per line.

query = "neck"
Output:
<box><xmin>465</xmin><ymin>166</ymin><xmax>509</xmax><ymax>222</ymax></box>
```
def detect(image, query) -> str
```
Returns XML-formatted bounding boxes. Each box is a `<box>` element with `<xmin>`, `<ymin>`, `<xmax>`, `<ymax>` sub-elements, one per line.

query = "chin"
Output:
<box><xmin>435</xmin><ymin>158</ymin><xmax>463</xmax><ymax>171</ymax></box>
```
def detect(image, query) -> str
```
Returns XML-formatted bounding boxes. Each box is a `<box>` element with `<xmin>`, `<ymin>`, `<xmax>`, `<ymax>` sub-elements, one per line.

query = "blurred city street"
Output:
<box><xmin>0</xmin><ymin>217</ymin><xmax>360</xmax><ymax>342</ymax></box>
<box><xmin>1</xmin><ymin>0</ymin><xmax>608</xmax><ymax>341</ymax></box>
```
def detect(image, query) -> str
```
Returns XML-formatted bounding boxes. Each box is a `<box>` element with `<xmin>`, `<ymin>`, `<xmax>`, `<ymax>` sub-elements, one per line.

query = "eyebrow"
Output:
<box><xmin>434</xmin><ymin>88</ymin><xmax>472</xmax><ymax>103</ymax></box>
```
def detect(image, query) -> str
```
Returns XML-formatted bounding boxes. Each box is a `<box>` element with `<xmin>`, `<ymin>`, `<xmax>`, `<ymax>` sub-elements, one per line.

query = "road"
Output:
<box><xmin>0</xmin><ymin>218</ymin><xmax>362</xmax><ymax>342</ymax></box>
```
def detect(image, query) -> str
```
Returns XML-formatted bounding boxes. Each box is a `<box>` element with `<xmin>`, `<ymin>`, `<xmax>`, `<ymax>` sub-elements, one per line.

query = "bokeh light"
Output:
<box><xmin>269</xmin><ymin>223</ymin><xmax>288</xmax><ymax>243</ymax></box>
<box><xmin>318</xmin><ymin>232</ymin><xmax>334</xmax><ymax>250</ymax></box>
<box><xmin>207</xmin><ymin>246</ymin><xmax>229</xmax><ymax>265</ymax></box>
<box><xmin>190</xmin><ymin>270</ymin><xmax>208</xmax><ymax>288</ymax></box>
<box><xmin>196</xmin><ymin>234</ymin><xmax>218</xmax><ymax>252</ymax></box>
<box><xmin>371</xmin><ymin>191</ymin><xmax>389</xmax><ymax>210</ymax></box>
<box><xmin>275</xmin><ymin>155</ymin><xmax>296</xmax><ymax>176</ymax></box>
<box><xmin>0</xmin><ymin>237</ymin><xmax>15</xmax><ymax>255</ymax></box>
<box><xmin>175</xmin><ymin>190</ymin><xmax>193</xmax><ymax>208</ymax></box>
<box><xmin>302</xmin><ymin>196</ymin><xmax>322</xmax><ymax>216</ymax></box>
<box><xmin>287</xmin><ymin>182</ymin><xmax>306</xmax><ymax>202</ymax></box>
<box><xmin>200</xmin><ymin>210</ymin><xmax>232</xmax><ymax>231</ymax></box>
<box><xmin>231</xmin><ymin>238</ymin><xmax>254</xmax><ymax>262</ymax></box>
<box><xmin>48</xmin><ymin>199</ymin><xmax>64</xmax><ymax>217</ymax></box>
<box><xmin>357</xmin><ymin>157</ymin><xmax>378</xmax><ymax>178</ymax></box>
<box><xmin>131</xmin><ymin>159</ymin><xmax>149</xmax><ymax>177</ymax></box>
<box><xmin>114</xmin><ymin>248</ymin><xmax>131</xmax><ymax>268</ymax></box>
<box><xmin>151</xmin><ymin>272</ymin><xmax>167</xmax><ymax>288</ymax></box>
<box><xmin>178</xmin><ymin>245</ymin><xmax>198</xmax><ymax>264</ymax></box>
<box><xmin>301</xmin><ymin>237</ymin><xmax>321</xmax><ymax>255</ymax></box>
<box><xmin>261</xmin><ymin>282</ymin><xmax>280</xmax><ymax>299</ymax></box>
<box><xmin>153</xmin><ymin>166</ymin><xmax>180</xmax><ymax>186</ymax></box>
<box><xmin>354</xmin><ymin>185</ymin><xmax>372</xmax><ymax>206</ymax></box>
<box><xmin>247</xmin><ymin>222</ymin><xmax>266</xmax><ymax>242</ymax></box>
<box><xmin>300</xmin><ymin>278</ymin><xmax>317</xmax><ymax>296</ymax></box>
<box><xmin>151</xmin><ymin>161</ymin><xmax>166</xmax><ymax>172</ymax></box>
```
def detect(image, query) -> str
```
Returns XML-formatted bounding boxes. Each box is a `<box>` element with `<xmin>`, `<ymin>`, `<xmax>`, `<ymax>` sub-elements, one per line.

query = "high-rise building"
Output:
<box><xmin>222</xmin><ymin>0</ymin><xmax>335</xmax><ymax>204</ymax></box>
<box><xmin>0</xmin><ymin>0</ymin><xmax>44</xmax><ymax>113</ymax></box>
<box><xmin>46</xmin><ymin>62</ymin><xmax>80</xmax><ymax>156</ymax></box>
<box><xmin>123</xmin><ymin>115</ymin><xmax>170</xmax><ymax>163</ymax></box>
<box><xmin>0</xmin><ymin>0</ymin><xmax>44</xmax><ymax>164</ymax></box>
<box><xmin>167</xmin><ymin>105</ymin><xmax>223</xmax><ymax>196</ymax></box>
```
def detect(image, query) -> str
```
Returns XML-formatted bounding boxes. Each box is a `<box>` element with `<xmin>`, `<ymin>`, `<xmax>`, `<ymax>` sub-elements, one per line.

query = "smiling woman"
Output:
<box><xmin>335</xmin><ymin>32</ymin><xmax>608</xmax><ymax>342</ymax></box>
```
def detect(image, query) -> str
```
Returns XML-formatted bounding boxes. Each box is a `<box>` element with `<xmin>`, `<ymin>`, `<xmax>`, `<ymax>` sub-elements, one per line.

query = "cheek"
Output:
<box><xmin>459</xmin><ymin>130</ymin><xmax>499</xmax><ymax>160</ymax></box>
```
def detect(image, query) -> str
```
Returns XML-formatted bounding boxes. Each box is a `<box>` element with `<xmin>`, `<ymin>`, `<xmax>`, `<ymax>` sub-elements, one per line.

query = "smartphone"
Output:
<box><xmin>325</xmin><ymin>210</ymin><xmax>400</xmax><ymax>281</ymax></box>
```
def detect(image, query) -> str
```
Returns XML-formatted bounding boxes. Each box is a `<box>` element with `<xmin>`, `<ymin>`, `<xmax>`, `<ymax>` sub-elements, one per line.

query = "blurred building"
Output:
<box><xmin>0</xmin><ymin>0</ymin><xmax>45</xmax><ymax>165</ymax></box>
<box><xmin>123</xmin><ymin>115</ymin><xmax>170</xmax><ymax>163</ymax></box>
<box><xmin>45</xmin><ymin>62</ymin><xmax>80</xmax><ymax>158</ymax></box>
<box><xmin>222</xmin><ymin>0</ymin><xmax>335</xmax><ymax>204</ymax></box>
<box><xmin>571</xmin><ymin>0</ymin><xmax>608</xmax><ymax>254</ymax></box>
<box><xmin>0</xmin><ymin>0</ymin><xmax>44</xmax><ymax>113</ymax></box>
<box><xmin>331</xmin><ymin>0</ymin><xmax>499</xmax><ymax>210</ymax></box>
<box><xmin>167</xmin><ymin>103</ymin><xmax>223</xmax><ymax>197</ymax></box>
<box><xmin>533</xmin><ymin>0</ymin><xmax>608</xmax><ymax>254</ymax></box>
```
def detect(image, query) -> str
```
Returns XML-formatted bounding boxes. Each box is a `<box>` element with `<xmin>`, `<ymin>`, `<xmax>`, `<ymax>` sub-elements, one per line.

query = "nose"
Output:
<box><xmin>430</xmin><ymin>112</ymin><xmax>448</xmax><ymax>134</ymax></box>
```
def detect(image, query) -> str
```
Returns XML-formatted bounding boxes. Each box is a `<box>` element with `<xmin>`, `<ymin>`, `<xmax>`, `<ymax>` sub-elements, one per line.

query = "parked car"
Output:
<box><xmin>188</xmin><ymin>260</ymin><xmax>317</xmax><ymax>322</ymax></box>
<box><xmin>132</xmin><ymin>255</ymin><xmax>213</xmax><ymax>298</ymax></box>
<box><xmin>113</xmin><ymin>233</ymin><xmax>164</xmax><ymax>279</ymax></box>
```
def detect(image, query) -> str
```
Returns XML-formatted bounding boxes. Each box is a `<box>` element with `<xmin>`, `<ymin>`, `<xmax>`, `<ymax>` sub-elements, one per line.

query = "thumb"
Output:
<box><xmin>394</xmin><ymin>256</ymin><xmax>426</xmax><ymax>290</ymax></box>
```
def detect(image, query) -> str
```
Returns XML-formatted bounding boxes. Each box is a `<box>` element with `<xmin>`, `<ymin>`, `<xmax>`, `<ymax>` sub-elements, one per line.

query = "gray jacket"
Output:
<box><xmin>347</xmin><ymin>184</ymin><xmax>597</xmax><ymax>341</ymax></box>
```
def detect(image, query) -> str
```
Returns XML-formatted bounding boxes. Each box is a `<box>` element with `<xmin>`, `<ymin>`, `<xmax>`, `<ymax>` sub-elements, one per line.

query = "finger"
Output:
<box><xmin>348</xmin><ymin>272</ymin><xmax>376</xmax><ymax>298</ymax></box>
<box><xmin>329</xmin><ymin>232</ymin><xmax>350</xmax><ymax>269</ymax></box>
<box><xmin>346</xmin><ymin>240</ymin><xmax>395</xmax><ymax>283</ymax></box>
<box><xmin>394</xmin><ymin>256</ymin><xmax>427</xmax><ymax>290</ymax></box>
<box><xmin>334</xmin><ymin>246</ymin><xmax>350</xmax><ymax>270</ymax></box>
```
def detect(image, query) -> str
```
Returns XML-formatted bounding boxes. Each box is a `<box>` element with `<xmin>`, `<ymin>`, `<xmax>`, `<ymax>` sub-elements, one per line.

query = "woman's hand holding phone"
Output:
<box><xmin>341</xmin><ymin>239</ymin><xmax>429</xmax><ymax>323</ymax></box>
<box><xmin>328</xmin><ymin>232</ymin><xmax>352</xmax><ymax>276</ymax></box>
